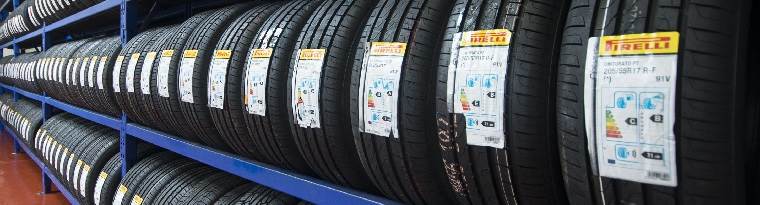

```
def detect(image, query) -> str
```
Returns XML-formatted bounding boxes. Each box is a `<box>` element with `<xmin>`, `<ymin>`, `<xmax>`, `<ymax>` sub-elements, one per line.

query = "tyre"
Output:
<box><xmin>282</xmin><ymin>0</ymin><xmax>377</xmax><ymax>189</ymax></box>
<box><xmin>112</xmin><ymin>152</ymin><xmax>181</xmax><ymax>205</ymax></box>
<box><xmin>178</xmin><ymin>3</ymin><xmax>255</xmax><ymax>150</ymax></box>
<box><xmin>555</xmin><ymin>0</ymin><xmax>755</xmax><ymax>204</ymax></box>
<box><xmin>214</xmin><ymin>183</ymin><xmax>301</xmax><ymax>205</ymax></box>
<box><xmin>114</xmin><ymin>29</ymin><xmax>162</xmax><ymax>124</ymax></box>
<box><xmin>347</xmin><ymin>0</ymin><xmax>457</xmax><ymax>204</ymax></box>
<box><xmin>155</xmin><ymin>10</ymin><xmax>214</xmax><ymax>141</ymax></box>
<box><xmin>130</xmin><ymin>26</ymin><xmax>177</xmax><ymax>131</ymax></box>
<box><xmin>434</xmin><ymin>0</ymin><xmax>570</xmax><ymax>204</ymax></box>
<box><xmin>207</xmin><ymin>2</ymin><xmax>281</xmax><ymax>160</ymax></box>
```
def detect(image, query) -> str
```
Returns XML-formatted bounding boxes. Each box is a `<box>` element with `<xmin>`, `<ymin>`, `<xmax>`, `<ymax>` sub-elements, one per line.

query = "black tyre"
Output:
<box><xmin>348</xmin><ymin>0</ymin><xmax>457</xmax><ymax>204</ymax></box>
<box><xmin>207</xmin><ymin>2</ymin><xmax>280</xmax><ymax>160</ymax></box>
<box><xmin>555</xmin><ymin>0</ymin><xmax>755</xmax><ymax>204</ymax></box>
<box><xmin>155</xmin><ymin>10</ymin><xmax>214</xmax><ymax>141</ymax></box>
<box><xmin>178</xmin><ymin>3</ymin><xmax>255</xmax><ymax>150</ymax></box>
<box><xmin>283</xmin><ymin>0</ymin><xmax>377</xmax><ymax>189</ymax></box>
<box><xmin>435</xmin><ymin>0</ymin><xmax>570</xmax><ymax>204</ymax></box>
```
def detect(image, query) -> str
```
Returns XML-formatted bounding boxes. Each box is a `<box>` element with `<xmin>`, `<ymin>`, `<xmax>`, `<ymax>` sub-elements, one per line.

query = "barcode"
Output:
<box><xmin>484</xmin><ymin>137</ymin><xmax>501</xmax><ymax>144</ymax></box>
<box><xmin>647</xmin><ymin>171</ymin><xmax>670</xmax><ymax>180</ymax></box>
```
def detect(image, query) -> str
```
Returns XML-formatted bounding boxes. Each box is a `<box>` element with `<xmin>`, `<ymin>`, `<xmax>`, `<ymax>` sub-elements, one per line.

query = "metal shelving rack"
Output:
<box><xmin>0</xmin><ymin>1</ymin><xmax>398</xmax><ymax>204</ymax></box>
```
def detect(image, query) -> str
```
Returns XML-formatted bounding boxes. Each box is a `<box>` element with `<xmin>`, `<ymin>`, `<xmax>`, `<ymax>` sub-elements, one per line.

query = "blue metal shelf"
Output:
<box><xmin>0</xmin><ymin>83</ymin><xmax>398</xmax><ymax>204</ymax></box>
<box><xmin>1</xmin><ymin>0</ymin><xmax>123</xmax><ymax>48</ymax></box>
<box><xmin>2</xmin><ymin>122</ymin><xmax>81</xmax><ymax>205</ymax></box>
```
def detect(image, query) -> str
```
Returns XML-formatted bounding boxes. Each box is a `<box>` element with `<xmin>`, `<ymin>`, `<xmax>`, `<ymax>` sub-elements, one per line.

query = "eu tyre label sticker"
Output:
<box><xmin>97</xmin><ymin>57</ymin><xmax>108</xmax><ymax>89</ymax></box>
<box><xmin>113</xmin><ymin>55</ymin><xmax>125</xmax><ymax>92</ymax></box>
<box><xmin>141</xmin><ymin>52</ymin><xmax>157</xmax><ymax>94</ymax></box>
<box><xmin>79</xmin><ymin>164</ymin><xmax>90</xmax><ymax>196</ymax></box>
<box><xmin>94</xmin><ymin>172</ymin><xmax>108</xmax><ymax>205</ymax></box>
<box><xmin>88</xmin><ymin>56</ymin><xmax>99</xmax><ymax>87</ymax></box>
<box><xmin>126</xmin><ymin>53</ymin><xmax>140</xmax><ymax>93</ymax></box>
<box><xmin>208</xmin><ymin>50</ymin><xmax>231</xmax><ymax>109</ymax></box>
<box><xmin>244</xmin><ymin>49</ymin><xmax>272</xmax><ymax>116</ymax></box>
<box><xmin>588</xmin><ymin>32</ymin><xmax>679</xmax><ymax>187</ymax></box>
<box><xmin>157</xmin><ymin>50</ymin><xmax>174</xmax><ymax>97</ymax></box>
<box><xmin>179</xmin><ymin>50</ymin><xmax>198</xmax><ymax>103</ymax></box>
<box><xmin>80</xmin><ymin>57</ymin><xmax>90</xmax><ymax>86</ymax></box>
<box><xmin>360</xmin><ymin>42</ymin><xmax>406</xmax><ymax>137</ymax></box>
<box><xmin>112</xmin><ymin>185</ymin><xmax>127</xmax><ymax>205</ymax></box>
<box><xmin>448</xmin><ymin>29</ymin><xmax>511</xmax><ymax>148</ymax></box>
<box><xmin>291</xmin><ymin>49</ymin><xmax>325</xmax><ymax>128</ymax></box>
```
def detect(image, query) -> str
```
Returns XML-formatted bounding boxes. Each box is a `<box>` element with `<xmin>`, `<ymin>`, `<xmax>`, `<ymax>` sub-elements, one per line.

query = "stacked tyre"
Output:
<box><xmin>0</xmin><ymin>94</ymin><xmax>43</xmax><ymax>144</ymax></box>
<box><xmin>112</xmin><ymin>152</ymin><xmax>302</xmax><ymax>205</ymax></box>
<box><xmin>0</xmin><ymin>53</ymin><xmax>43</xmax><ymax>93</ymax></box>
<box><xmin>0</xmin><ymin>0</ymin><xmax>105</xmax><ymax>43</ymax></box>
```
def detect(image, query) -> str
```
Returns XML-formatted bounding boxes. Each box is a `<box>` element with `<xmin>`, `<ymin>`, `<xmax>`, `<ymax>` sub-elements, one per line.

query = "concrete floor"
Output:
<box><xmin>0</xmin><ymin>131</ymin><xmax>68</xmax><ymax>205</ymax></box>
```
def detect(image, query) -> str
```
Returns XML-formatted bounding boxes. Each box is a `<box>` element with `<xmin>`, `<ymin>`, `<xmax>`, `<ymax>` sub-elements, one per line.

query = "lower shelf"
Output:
<box><xmin>2</xmin><ymin>122</ymin><xmax>80</xmax><ymax>205</ymax></box>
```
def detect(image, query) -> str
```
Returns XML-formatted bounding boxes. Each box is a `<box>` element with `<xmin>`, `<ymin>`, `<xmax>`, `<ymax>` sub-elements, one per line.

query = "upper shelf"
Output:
<box><xmin>1</xmin><ymin>0</ymin><xmax>122</xmax><ymax>49</ymax></box>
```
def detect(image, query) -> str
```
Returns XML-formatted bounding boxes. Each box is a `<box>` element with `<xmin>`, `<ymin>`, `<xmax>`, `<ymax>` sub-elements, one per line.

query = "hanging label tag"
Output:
<box><xmin>157</xmin><ymin>50</ymin><xmax>174</xmax><ymax>97</ymax></box>
<box><xmin>360</xmin><ymin>42</ymin><xmax>406</xmax><ymax>137</ymax></box>
<box><xmin>291</xmin><ymin>49</ymin><xmax>325</xmax><ymax>128</ymax></box>
<box><xmin>94</xmin><ymin>172</ymin><xmax>108</xmax><ymax>205</ymax></box>
<box><xmin>97</xmin><ymin>56</ymin><xmax>108</xmax><ymax>89</ymax></box>
<box><xmin>208</xmin><ymin>50</ymin><xmax>231</xmax><ymax>109</ymax></box>
<box><xmin>141</xmin><ymin>52</ymin><xmax>158</xmax><ymax>94</ymax></box>
<box><xmin>179</xmin><ymin>50</ymin><xmax>198</xmax><ymax>103</ymax></box>
<box><xmin>590</xmin><ymin>32</ymin><xmax>679</xmax><ymax>187</ymax></box>
<box><xmin>113</xmin><ymin>55</ymin><xmax>125</xmax><ymax>92</ymax></box>
<box><xmin>126</xmin><ymin>53</ymin><xmax>141</xmax><ymax>93</ymax></box>
<box><xmin>448</xmin><ymin>29</ymin><xmax>511</xmax><ymax>148</ymax></box>
<box><xmin>244</xmin><ymin>48</ymin><xmax>272</xmax><ymax>116</ymax></box>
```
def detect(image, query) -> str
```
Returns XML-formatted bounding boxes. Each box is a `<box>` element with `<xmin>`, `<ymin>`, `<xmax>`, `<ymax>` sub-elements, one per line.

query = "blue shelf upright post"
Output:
<box><xmin>120</xmin><ymin>0</ymin><xmax>139</xmax><ymax>176</ymax></box>
<box><xmin>11</xmin><ymin>90</ymin><xmax>19</xmax><ymax>154</ymax></box>
<box><xmin>41</xmin><ymin>23</ymin><xmax>50</xmax><ymax>51</ymax></box>
<box><xmin>40</xmin><ymin>93</ymin><xmax>55</xmax><ymax>194</ymax></box>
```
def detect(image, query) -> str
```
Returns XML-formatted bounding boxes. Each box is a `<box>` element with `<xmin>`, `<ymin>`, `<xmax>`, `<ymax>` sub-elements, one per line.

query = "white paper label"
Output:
<box><xmin>113</xmin><ymin>56</ymin><xmax>125</xmax><ymax>92</ymax></box>
<box><xmin>112</xmin><ymin>185</ymin><xmax>128</xmax><ymax>205</ymax></box>
<box><xmin>590</xmin><ymin>32</ymin><xmax>679</xmax><ymax>187</ymax></box>
<box><xmin>179</xmin><ymin>50</ymin><xmax>198</xmax><ymax>103</ymax></box>
<box><xmin>140</xmin><ymin>52</ymin><xmax>157</xmax><ymax>94</ymax></box>
<box><xmin>291</xmin><ymin>49</ymin><xmax>325</xmax><ymax>128</ymax></box>
<box><xmin>449</xmin><ymin>29</ymin><xmax>511</xmax><ymax>148</ymax></box>
<box><xmin>88</xmin><ymin>56</ymin><xmax>99</xmax><ymax>87</ymax></box>
<box><xmin>360</xmin><ymin>42</ymin><xmax>406</xmax><ymax>137</ymax></box>
<box><xmin>73</xmin><ymin>160</ymin><xmax>83</xmax><ymax>190</ymax></box>
<box><xmin>80</xmin><ymin>57</ymin><xmax>90</xmax><ymax>86</ymax></box>
<box><xmin>79</xmin><ymin>164</ymin><xmax>90</xmax><ymax>196</ymax></box>
<box><xmin>208</xmin><ymin>50</ymin><xmax>231</xmax><ymax>109</ymax></box>
<box><xmin>66</xmin><ymin>154</ymin><xmax>75</xmax><ymax>182</ymax></box>
<box><xmin>157</xmin><ymin>50</ymin><xmax>174</xmax><ymax>97</ymax></box>
<box><xmin>126</xmin><ymin>53</ymin><xmax>140</xmax><ymax>93</ymax></box>
<box><xmin>97</xmin><ymin>57</ymin><xmax>108</xmax><ymax>89</ymax></box>
<box><xmin>94</xmin><ymin>172</ymin><xmax>108</xmax><ymax>205</ymax></box>
<box><xmin>244</xmin><ymin>49</ymin><xmax>272</xmax><ymax>116</ymax></box>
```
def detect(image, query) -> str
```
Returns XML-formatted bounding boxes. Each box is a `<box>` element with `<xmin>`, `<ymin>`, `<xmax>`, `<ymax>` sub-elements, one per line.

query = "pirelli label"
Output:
<box><xmin>369</xmin><ymin>42</ymin><xmax>406</xmax><ymax>56</ymax></box>
<box><xmin>599</xmin><ymin>32</ymin><xmax>679</xmax><ymax>56</ymax></box>
<box><xmin>459</xmin><ymin>29</ymin><xmax>511</xmax><ymax>47</ymax></box>
<box><xmin>214</xmin><ymin>50</ymin><xmax>232</xmax><ymax>59</ymax></box>
<box><xmin>161</xmin><ymin>50</ymin><xmax>174</xmax><ymax>57</ymax></box>
<box><xmin>183</xmin><ymin>50</ymin><xmax>198</xmax><ymax>58</ymax></box>
<box><xmin>251</xmin><ymin>48</ymin><xmax>273</xmax><ymax>58</ymax></box>
<box><xmin>587</xmin><ymin>32</ymin><xmax>679</xmax><ymax>187</ymax></box>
